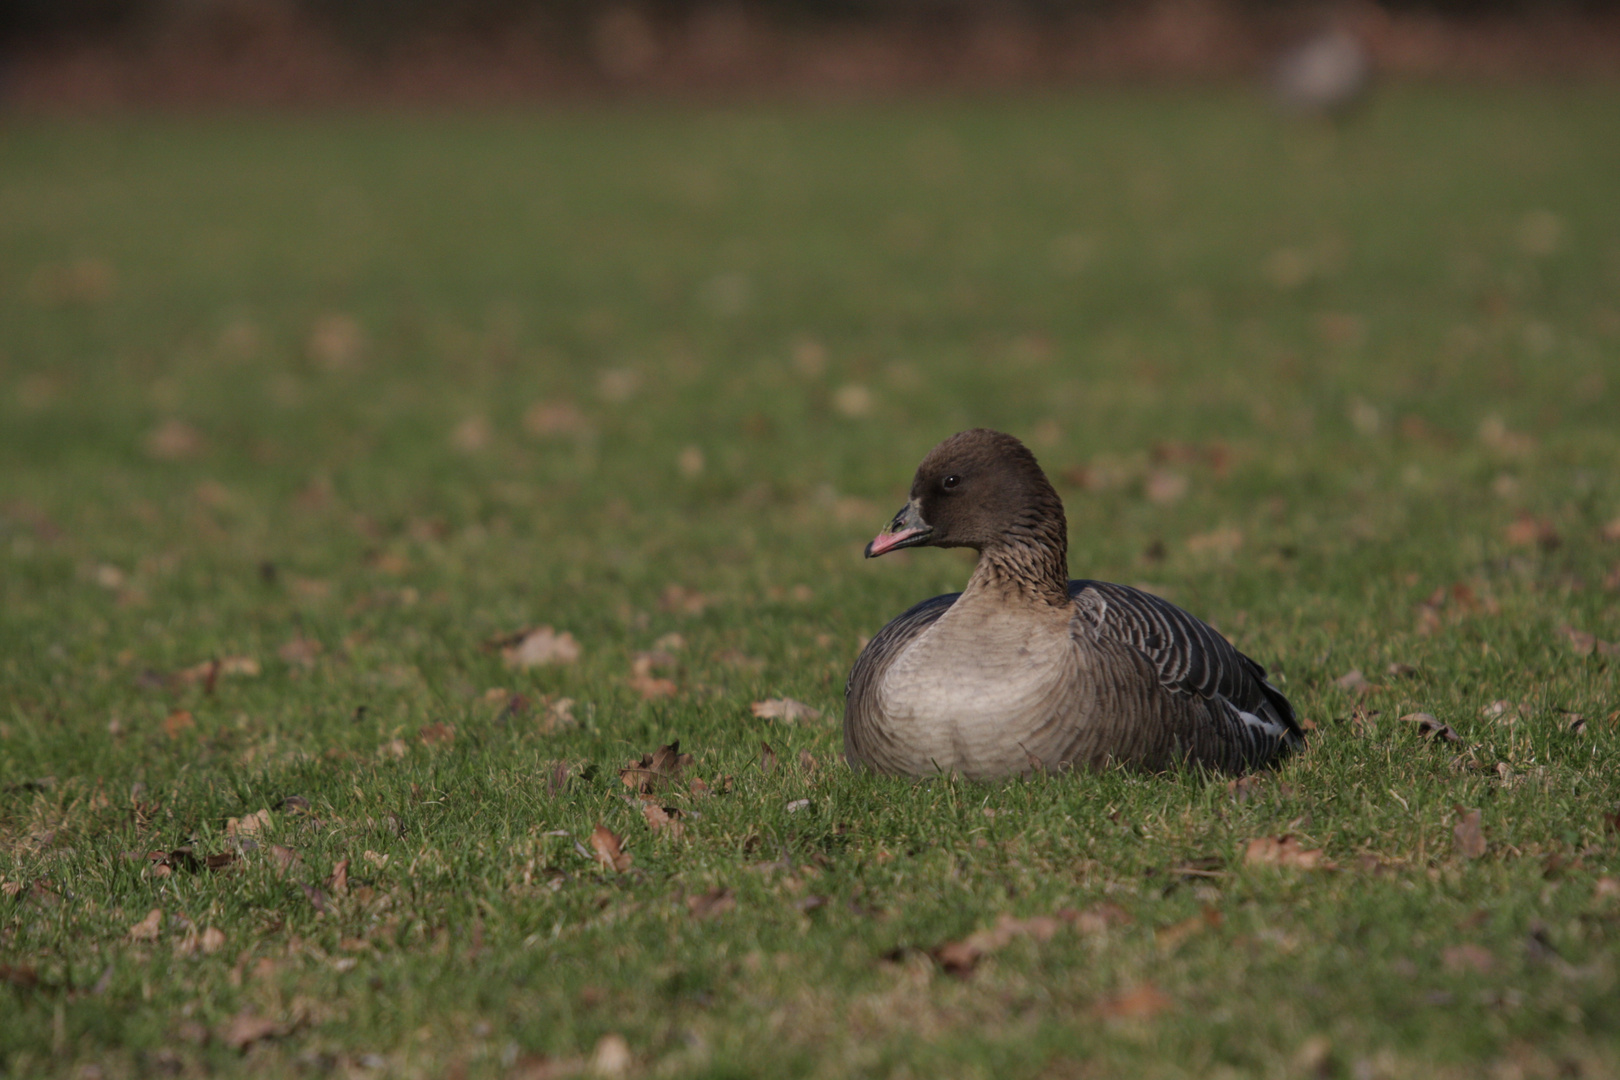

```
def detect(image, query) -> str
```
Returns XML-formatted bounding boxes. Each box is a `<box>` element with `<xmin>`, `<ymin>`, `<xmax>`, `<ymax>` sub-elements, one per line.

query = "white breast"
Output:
<box><xmin>875</xmin><ymin>596</ymin><xmax>1079</xmax><ymax>778</ymax></box>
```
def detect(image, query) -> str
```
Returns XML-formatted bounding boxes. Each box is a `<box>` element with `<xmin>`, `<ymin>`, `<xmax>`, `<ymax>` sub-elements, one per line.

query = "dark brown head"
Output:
<box><xmin>866</xmin><ymin>429</ymin><xmax>1068</xmax><ymax>562</ymax></box>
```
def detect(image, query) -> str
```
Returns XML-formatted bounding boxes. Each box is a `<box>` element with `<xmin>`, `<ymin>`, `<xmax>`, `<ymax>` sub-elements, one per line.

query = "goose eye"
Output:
<box><xmin>942</xmin><ymin>475</ymin><xmax>960</xmax><ymax>491</ymax></box>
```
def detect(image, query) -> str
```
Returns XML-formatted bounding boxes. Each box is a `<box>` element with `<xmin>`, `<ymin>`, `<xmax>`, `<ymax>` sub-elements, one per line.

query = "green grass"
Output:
<box><xmin>2</xmin><ymin>85</ymin><xmax>1619</xmax><ymax>1078</ymax></box>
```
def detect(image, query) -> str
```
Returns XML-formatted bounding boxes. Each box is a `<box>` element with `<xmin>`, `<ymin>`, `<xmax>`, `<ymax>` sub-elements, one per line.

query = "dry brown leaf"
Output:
<box><xmin>590</xmin><ymin>824</ymin><xmax>632</xmax><ymax>873</ymax></box>
<box><xmin>629</xmin><ymin>674</ymin><xmax>678</xmax><ymax>699</ymax></box>
<box><xmin>1063</xmin><ymin>903</ymin><xmax>1133</xmax><ymax>935</ymax></box>
<box><xmin>498</xmin><ymin>626</ymin><xmax>582</xmax><ymax>669</ymax></box>
<box><xmin>327</xmin><ymin>858</ymin><xmax>349</xmax><ymax>896</ymax></box>
<box><xmin>418</xmin><ymin>722</ymin><xmax>456</xmax><ymax>746</ymax></box>
<box><xmin>1401</xmin><ymin>712</ymin><xmax>1461</xmax><ymax>742</ymax></box>
<box><xmin>268</xmin><ymin>845</ymin><xmax>301</xmax><ymax>875</ymax></box>
<box><xmin>128</xmin><ymin>908</ymin><xmax>163</xmax><ymax>941</ymax></box>
<box><xmin>589</xmin><ymin>1033</ymin><xmax>633</xmax><ymax>1078</ymax></box>
<box><xmin>1094</xmin><ymin>983</ymin><xmax>1172</xmax><ymax>1020</ymax></box>
<box><xmin>1386</xmin><ymin>662</ymin><xmax>1419</xmax><ymax>678</ymax></box>
<box><xmin>1333</xmin><ymin>669</ymin><xmax>1373</xmax><ymax>693</ymax></box>
<box><xmin>1453</xmin><ymin>808</ymin><xmax>1487</xmax><ymax>859</ymax></box>
<box><xmin>933</xmin><ymin>912</ymin><xmax>1067</xmax><ymax>976</ymax></box>
<box><xmin>221</xmin><ymin>1011</ymin><xmax>287</xmax><ymax>1052</ymax></box>
<box><xmin>175</xmin><ymin>656</ymin><xmax>261</xmax><ymax>685</ymax></box>
<box><xmin>1227</xmin><ymin>775</ymin><xmax>1265</xmax><ymax>802</ymax></box>
<box><xmin>641</xmin><ymin>803</ymin><xmax>684</xmax><ymax>839</ymax></box>
<box><xmin>1156</xmin><ymin>907</ymin><xmax>1223</xmax><ymax>949</ymax></box>
<box><xmin>1185</xmin><ymin>526</ymin><xmax>1243</xmax><ymax>558</ymax></box>
<box><xmin>751</xmin><ymin>698</ymin><xmax>823</xmax><ymax>723</ymax></box>
<box><xmin>619</xmin><ymin>742</ymin><xmax>692</xmax><ymax>794</ymax></box>
<box><xmin>659</xmin><ymin>584</ymin><xmax>712</xmax><ymax>616</ymax></box>
<box><xmin>1245</xmin><ymin>835</ymin><xmax>1327</xmax><ymax>869</ymax></box>
<box><xmin>523</xmin><ymin>399</ymin><xmax>591</xmax><ymax>438</ymax></box>
<box><xmin>1144</xmin><ymin>469</ymin><xmax>1189</xmax><ymax>506</ymax></box>
<box><xmin>686</xmin><ymin>887</ymin><xmax>735</xmax><ymax>919</ymax></box>
<box><xmin>631</xmin><ymin>650</ymin><xmax>677</xmax><ymax>678</ymax></box>
<box><xmin>1442</xmin><ymin>943</ymin><xmax>1495</xmax><ymax>973</ymax></box>
<box><xmin>277</xmin><ymin>637</ymin><xmax>323</xmax><ymax>667</ymax></box>
<box><xmin>145</xmin><ymin>419</ymin><xmax>205</xmax><ymax>461</ymax></box>
<box><xmin>1505</xmin><ymin>512</ymin><xmax>1559</xmax><ymax>549</ymax></box>
<box><xmin>226</xmin><ymin>809</ymin><xmax>271</xmax><ymax>837</ymax></box>
<box><xmin>759</xmin><ymin>741</ymin><xmax>778</xmax><ymax>775</ymax></box>
<box><xmin>162</xmin><ymin>710</ymin><xmax>195</xmax><ymax>738</ymax></box>
<box><xmin>534</xmin><ymin>696</ymin><xmax>575</xmax><ymax>734</ymax></box>
<box><xmin>0</xmin><ymin>963</ymin><xmax>39</xmax><ymax>990</ymax></box>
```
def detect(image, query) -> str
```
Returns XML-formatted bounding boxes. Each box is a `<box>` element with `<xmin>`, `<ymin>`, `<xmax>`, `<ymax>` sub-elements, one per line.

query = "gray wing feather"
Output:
<box><xmin>1071</xmin><ymin>580</ymin><xmax>1302</xmax><ymax>759</ymax></box>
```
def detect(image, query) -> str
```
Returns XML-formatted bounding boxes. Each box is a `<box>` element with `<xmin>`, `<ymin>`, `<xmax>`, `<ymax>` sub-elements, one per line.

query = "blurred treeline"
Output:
<box><xmin>3</xmin><ymin>0</ymin><xmax>1615</xmax><ymax>106</ymax></box>
<box><xmin>5</xmin><ymin>0</ymin><xmax>1611</xmax><ymax>50</ymax></box>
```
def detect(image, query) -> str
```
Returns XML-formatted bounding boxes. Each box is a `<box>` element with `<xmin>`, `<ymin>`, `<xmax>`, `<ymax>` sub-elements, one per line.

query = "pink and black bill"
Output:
<box><xmin>865</xmin><ymin>501</ymin><xmax>932</xmax><ymax>558</ymax></box>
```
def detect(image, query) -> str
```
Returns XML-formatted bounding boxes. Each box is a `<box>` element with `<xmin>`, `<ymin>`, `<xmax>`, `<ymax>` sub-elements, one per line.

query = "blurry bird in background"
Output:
<box><xmin>1271</xmin><ymin>23</ymin><xmax>1370</xmax><ymax>118</ymax></box>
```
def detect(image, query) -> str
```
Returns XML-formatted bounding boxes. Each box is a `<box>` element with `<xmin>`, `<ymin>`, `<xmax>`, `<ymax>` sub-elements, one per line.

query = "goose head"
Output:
<box><xmin>865</xmin><ymin>429</ymin><xmax>1068</xmax><ymax>559</ymax></box>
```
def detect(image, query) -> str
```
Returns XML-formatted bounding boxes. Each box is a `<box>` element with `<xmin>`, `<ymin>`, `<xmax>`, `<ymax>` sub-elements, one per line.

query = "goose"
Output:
<box><xmin>844</xmin><ymin>429</ymin><xmax>1301</xmax><ymax>779</ymax></box>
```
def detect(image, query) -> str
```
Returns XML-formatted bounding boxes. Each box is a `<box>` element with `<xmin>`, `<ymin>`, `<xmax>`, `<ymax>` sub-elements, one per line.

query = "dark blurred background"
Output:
<box><xmin>2</xmin><ymin>0</ymin><xmax>1616</xmax><ymax>108</ymax></box>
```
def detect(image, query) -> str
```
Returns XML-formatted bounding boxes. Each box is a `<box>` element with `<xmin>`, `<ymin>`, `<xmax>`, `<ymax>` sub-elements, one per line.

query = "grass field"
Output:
<box><xmin>3</xmin><ymin>85</ymin><xmax>1620</xmax><ymax>1078</ymax></box>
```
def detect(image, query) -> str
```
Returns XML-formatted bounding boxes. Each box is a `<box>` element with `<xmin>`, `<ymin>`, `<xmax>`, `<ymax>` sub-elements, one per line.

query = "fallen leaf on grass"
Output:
<box><xmin>327</xmin><ymin>858</ymin><xmax>349</xmax><ymax>896</ymax></box>
<box><xmin>418</xmin><ymin>722</ymin><xmax>455</xmax><ymax>746</ymax></box>
<box><xmin>619</xmin><ymin>742</ymin><xmax>692</xmax><ymax>794</ymax></box>
<box><xmin>226</xmin><ymin>809</ymin><xmax>271</xmax><ymax>837</ymax></box>
<box><xmin>1385</xmin><ymin>662</ymin><xmax>1419</xmax><ymax>678</ymax></box>
<box><xmin>0</xmin><ymin>963</ymin><xmax>39</xmax><ymax>990</ymax></box>
<box><xmin>267</xmin><ymin>845</ymin><xmax>300</xmax><ymax>875</ymax></box>
<box><xmin>1093</xmin><ymin>983</ymin><xmax>1172</xmax><ymax>1020</ymax></box>
<box><xmin>538</xmin><ymin>696</ymin><xmax>576</xmax><ymax>733</ymax></box>
<box><xmin>1063</xmin><ymin>903</ymin><xmax>1134</xmax><ymax>935</ymax></box>
<box><xmin>129</xmin><ymin>908</ymin><xmax>163</xmax><ymax>941</ymax></box>
<box><xmin>173</xmin><ymin>656</ymin><xmax>261</xmax><ymax>686</ymax></box>
<box><xmin>496</xmin><ymin>627</ymin><xmax>581</xmax><ymax>669</ymax></box>
<box><xmin>590</xmin><ymin>824</ymin><xmax>632</xmax><ymax>873</ymax></box>
<box><xmin>688</xmin><ymin>775</ymin><xmax>730</xmax><ymax>797</ymax></box>
<box><xmin>1443</xmin><ymin>943</ymin><xmax>1495</xmax><ymax>973</ymax></box>
<box><xmin>932</xmin><ymin>913</ymin><xmax>1068</xmax><ymax>976</ymax></box>
<box><xmin>686</xmin><ymin>887</ymin><xmax>735</xmax><ymax>919</ymax></box>
<box><xmin>1333</xmin><ymin>669</ymin><xmax>1375</xmax><ymax>694</ymax></box>
<box><xmin>1559</xmin><ymin>625</ymin><xmax>1620</xmax><ymax>658</ymax></box>
<box><xmin>659</xmin><ymin>585</ymin><xmax>712</xmax><ymax>616</ymax></box>
<box><xmin>628</xmin><ymin>649</ymin><xmax>678</xmax><ymax>698</ymax></box>
<box><xmin>589</xmin><ymin>1033</ymin><xmax>633</xmax><ymax>1078</ymax></box>
<box><xmin>1156</xmin><ymin>907</ymin><xmax>1223</xmax><ymax>950</ymax></box>
<box><xmin>751</xmin><ymin>698</ymin><xmax>823</xmax><ymax>722</ymax></box>
<box><xmin>1185</xmin><ymin>526</ymin><xmax>1242</xmax><ymax>557</ymax></box>
<box><xmin>162</xmin><ymin>710</ymin><xmax>195</xmax><ymax>738</ymax></box>
<box><xmin>221</xmin><ymin>1011</ymin><xmax>288</xmax><ymax>1052</ymax></box>
<box><xmin>785</xmin><ymin>798</ymin><xmax>811</xmax><ymax>814</ymax></box>
<box><xmin>178</xmin><ymin>926</ymin><xmax>227</xmax><ymax>957</ymax></box>
<box><xmin>1144</xmin><ymin>469</ymin><xmax>1189</xmax><ymax>506</ymax></box>
<box><xmin>1505</xmin><ymin>512</ymin><xmax>1559</xmax><ymax>550</ymax></box>
<box><xmin>1401</xmin><ymin>712</ymin><xmax>1461</xmax><ymax>742</ymax></box>
<box><xmin>759</xmin><ymin>742</ymin><xmax>777</xmax><ymax>775</ymax></box>
<box><xmin>523</xmin><ymin>399</ymin><xmax>591</xmax><ymax>438</ymax></box>
<box><xmin>641</xmin><ymin>803</ymin><xmax>684</xmax><ymax>839</ymax></box>
<box><xmin>145</xmin><ymin>419</ymin><xmax>205</xmax><ymax>461</ymax></box>
<box><xmin>1453</xmin><ymin>808</ymin><xmax>1487</xmax><ymax>859</ymax></box>
<box><xmin>277</xmin><ymin>637</ymin><xmax>323</xmax><ymax>667</ymax></box>
<box><xmin>1227</xmin><ymin>775</ymin><xmax>1265</xmax><ymax>802</ymax></box>
<box><xmin>1245</xmin><ymin>836</ymin><xmax>1327</xmax><ymax>869</ymax></box>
